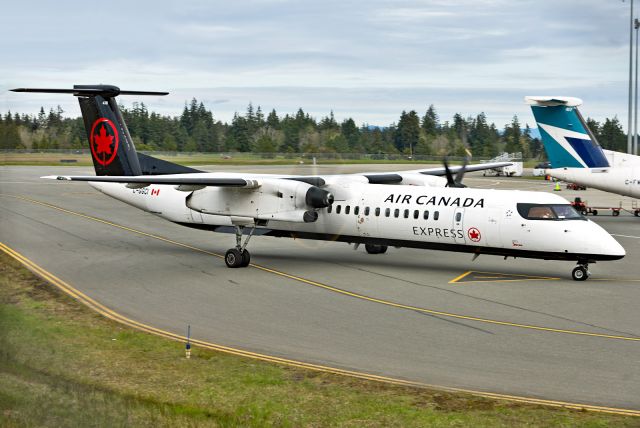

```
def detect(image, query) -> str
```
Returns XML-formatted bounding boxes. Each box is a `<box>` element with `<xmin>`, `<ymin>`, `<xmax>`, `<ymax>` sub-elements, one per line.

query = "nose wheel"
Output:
<box><xmin>571</xmin><ymin>264</ymin><xmax>590</xmax><ymax>281</ymax></box>
<box><xmin>225</xmin><ymin>225</ymin><xmax>254</xmax><ymax>268</ymax></box>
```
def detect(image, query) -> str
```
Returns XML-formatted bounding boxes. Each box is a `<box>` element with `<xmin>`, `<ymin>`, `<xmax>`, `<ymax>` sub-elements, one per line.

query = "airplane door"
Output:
<box><xmin>501</xmin><ymin>206</ymin><xmax>524</xmax><ymax>248</ymax></box>
<box><xmin>356</xmin><ymin>196</ymin><xmax>376</xmax><ymax>237</ymax></box>
<box><xmin>485</xmin><ymin>207</ymin><xmax>501</xmax><ymax>247</ymax></box>
<box><xmin>452</xmin><ymin>208</ymin><xmax>465</xmax><ymax>244</ymax></box>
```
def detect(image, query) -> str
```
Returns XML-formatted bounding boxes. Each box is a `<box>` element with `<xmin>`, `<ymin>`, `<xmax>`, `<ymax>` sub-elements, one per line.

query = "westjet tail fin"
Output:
<box><xmin>525</xmin><ymin>96</ymin><xmax>610</xmax><ymax>169</ymax></box>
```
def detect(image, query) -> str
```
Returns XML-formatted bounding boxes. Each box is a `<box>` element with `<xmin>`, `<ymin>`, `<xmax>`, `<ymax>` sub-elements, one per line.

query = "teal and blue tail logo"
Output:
<box><xmin>526</xmin><ymin>96</ymin><xmax>609</xmax><ymax>169</ymax></box>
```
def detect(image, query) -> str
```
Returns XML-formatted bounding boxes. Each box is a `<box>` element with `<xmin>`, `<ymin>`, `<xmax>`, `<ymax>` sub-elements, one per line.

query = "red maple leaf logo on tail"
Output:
<box><xmin>94</xmin><ymin>125</ymin><xmax>114</xmax><ymax>154</ymax></box>
<box><xmin>90</xmin><ymin>118</ymin><xmax>119</xmax><ymax>166</ymax></box>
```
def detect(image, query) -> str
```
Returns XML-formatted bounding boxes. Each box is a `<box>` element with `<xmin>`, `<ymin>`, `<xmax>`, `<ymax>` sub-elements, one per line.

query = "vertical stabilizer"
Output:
<box><xmin>11</xmin><ymin>85</ymin><xmax>168</xmax><ymax>176</ymax></box>
<box><xmin>525</xmin><ymin>96</ymin><xmax>609</xmax><ymax>169</ymax></box>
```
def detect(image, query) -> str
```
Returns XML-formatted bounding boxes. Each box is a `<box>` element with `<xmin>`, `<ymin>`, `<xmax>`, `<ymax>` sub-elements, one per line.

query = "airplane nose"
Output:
<box><xmin>592</xmin><ymin>222</ymin><xmax>626</xmax><ymax>259</ymax></box>
<box><xmin>603</xmin><ymin>235</ymin><xmax>626</xmax><ymax>259</ymax></box>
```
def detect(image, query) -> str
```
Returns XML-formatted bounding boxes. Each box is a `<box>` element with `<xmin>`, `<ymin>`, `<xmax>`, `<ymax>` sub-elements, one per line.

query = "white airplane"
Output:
<box><xmin>12</xmin><ymin>85</ymin><xmax>626</xmax><ymax>280</ymax></box>
<box><xmin>526</xmin><ymin>96</ymin><xmax>640</xmax><ymax>206</ymax></box>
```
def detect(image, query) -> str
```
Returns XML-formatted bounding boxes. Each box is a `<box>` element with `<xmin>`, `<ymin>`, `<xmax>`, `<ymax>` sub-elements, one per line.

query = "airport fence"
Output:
<box><xmin>1</xmin><ymin>149</ymin><xmax>531</xmax><ymax>164</ymax></box>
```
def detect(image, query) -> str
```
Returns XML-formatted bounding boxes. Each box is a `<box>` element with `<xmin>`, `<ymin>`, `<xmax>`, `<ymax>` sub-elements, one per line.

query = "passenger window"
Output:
<box><xmin>375</xmin><ymin>207</ymin><xmax>380</xmax><ymax>216</ymax></box>
<box><xmin>404</xmin><ymin>209</ymin><xmax>409</xmax><ymax>218</ymax></box>
<box><xmin>423</xmin><ymin>210</ymin><xmax>429</xmax><ymax>220</ymax></box>
<box><xmin>434</xmin><ymin>211</ymin><xmax>439</xmax><ymax>221</ymax></box>
<box><xmin>354</xmin><ymin>206</ymin><xmax>360</xmax><ymax>215</ymax></box>
<box><xmin>455</xmin><ymin>212</ymin><xmax>462</xmax><ymax>222</ymax></box>
<box><xmin>345</xmin><ymin>206</ymin><xmax>350</xmax><ymax>215</ymax></box>
<box><xmin>394</xmin><ymin>208</ymin><xmax>399</xmax><ymax>218</ymax></box>
<box><xmin>414</xmin><ymin>210</ymin><xmax>419</xmax><ymax>219</ymax></box>
<box><xmin>336</xmin><ymin>205</ymin><xmax>342</xmax><ymax>214</ymax></box>
<box><xmin>365</xmin><ymin>207</ymin><xmax>370</xmax><ymax>216</ymax></box>
<box><xmin>385</xmin><ymin>208</ymin><xmax>391</xmax><ymax>217</ymax></box>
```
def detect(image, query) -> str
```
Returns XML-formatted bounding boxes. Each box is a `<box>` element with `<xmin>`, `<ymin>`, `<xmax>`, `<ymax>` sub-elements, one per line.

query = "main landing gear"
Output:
<box><xmin>225</xmin><ymin>225</ymin><xmax>255</xmax><ymax>268</ymax></box>
<box><xmin>365</xmin><ymin>244</ymin><xmax>388</xmax><ymax>254</ymax></box>
<box><xmin>571</xmin><ymin>262</ymin><xmax>590</xmax><ymax>281</ymax></box>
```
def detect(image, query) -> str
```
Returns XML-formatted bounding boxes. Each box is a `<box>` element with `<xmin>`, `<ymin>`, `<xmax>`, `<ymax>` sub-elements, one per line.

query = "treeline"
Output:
<box><xmin>0</xmin><ymin>99</ymin><xmax>629</xmax><ymax>158</ymax></box>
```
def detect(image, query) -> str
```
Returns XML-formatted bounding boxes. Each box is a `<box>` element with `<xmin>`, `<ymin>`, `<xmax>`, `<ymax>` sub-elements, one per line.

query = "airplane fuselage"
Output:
<box><xmin>547</xmin><ymin>166</ymin><xmax>640</xmax><ymax>199</ymax></box>
<box><xmin>90</xmin><ymin>175</ymin><xmax>625</xmax><ymax>263</ymax></box>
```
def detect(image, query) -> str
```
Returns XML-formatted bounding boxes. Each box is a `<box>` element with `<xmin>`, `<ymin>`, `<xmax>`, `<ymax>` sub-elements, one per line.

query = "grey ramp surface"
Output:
<box><xmin>1</xmin><ymin>165</ymin><xmax>639</xmax><ymax>410</ymax></box>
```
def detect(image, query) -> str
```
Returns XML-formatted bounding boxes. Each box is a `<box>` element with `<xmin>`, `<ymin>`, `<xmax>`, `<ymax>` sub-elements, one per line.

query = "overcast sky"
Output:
<box><xmin>0</xmin><ymin>0</ymin><xmax>633</xmax><ymax>128</ymax></box>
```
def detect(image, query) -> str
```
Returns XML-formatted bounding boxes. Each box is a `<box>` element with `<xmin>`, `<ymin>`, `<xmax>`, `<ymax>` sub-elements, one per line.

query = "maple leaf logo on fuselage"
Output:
<box><xmin>94</xmin><ymin>125</ymin><xmax>114</xmax><ymax>155</ymax></box>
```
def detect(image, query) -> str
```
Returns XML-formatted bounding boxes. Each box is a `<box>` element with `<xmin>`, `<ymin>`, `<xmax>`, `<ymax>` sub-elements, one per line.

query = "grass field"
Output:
<box><xmin>0</xmin><ymin>252</ymin><xmax>637</xmax><ymax>427</ymax></box>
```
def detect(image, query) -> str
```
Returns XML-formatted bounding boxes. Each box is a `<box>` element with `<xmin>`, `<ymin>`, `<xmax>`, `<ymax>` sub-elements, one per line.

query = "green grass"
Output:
<box><xmin>0</xmin><ymin>253</ymin><xmax>636</xmax><ymax>427</ymax></box>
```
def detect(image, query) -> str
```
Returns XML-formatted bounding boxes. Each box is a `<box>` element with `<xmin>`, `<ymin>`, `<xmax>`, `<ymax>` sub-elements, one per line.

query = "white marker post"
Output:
<box><xmin>185</xmin><ymin>325</ymin><xmax>191</xmax><ymax>359</ymax></box>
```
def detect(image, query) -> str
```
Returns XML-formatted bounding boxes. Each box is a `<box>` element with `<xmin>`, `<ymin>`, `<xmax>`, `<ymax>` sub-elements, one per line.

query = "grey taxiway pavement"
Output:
<box><xmin>1</xmin><ymin>165</ymin><xmax>639</xmax><ymax>410</ymax></box>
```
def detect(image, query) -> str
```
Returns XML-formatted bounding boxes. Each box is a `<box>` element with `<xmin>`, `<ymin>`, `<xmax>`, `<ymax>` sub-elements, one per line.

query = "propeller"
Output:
<box><xmin>443</xmin><ymin>157</ymin><xmax>469</xmax><ymax>188</ymax></box>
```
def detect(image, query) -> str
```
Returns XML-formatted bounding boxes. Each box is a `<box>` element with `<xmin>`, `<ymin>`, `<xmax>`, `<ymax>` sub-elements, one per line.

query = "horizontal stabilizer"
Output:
<box><xmin>11</xmin><ymin>85</ymin><xmax>168</xmax><ymax>98</ymax></box>
<box><xmin>524</xmin><ymin>96</ymin><xmax>582</xmax><ymax>107</ymax></box>
<box><xmin>41</xmin><ymin>175</ymin><xmax>259</xmax><ymax>188</ymax></box>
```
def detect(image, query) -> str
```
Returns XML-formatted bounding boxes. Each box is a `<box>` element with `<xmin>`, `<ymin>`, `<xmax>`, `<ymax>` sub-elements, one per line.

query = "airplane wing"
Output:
<box><xmin>359</xmin><ymin>161</ymin><xmax>512</xmax><ymax>184</ymax></box>
<box><xmin>399</xmin><ymin>161</ymin><xmax>513</xmax><ymax>176</ymax></box>
<box><xmin>43</xmin><ymin>161</ymin><xmax>512</xmax><ymax>187</ymax></box>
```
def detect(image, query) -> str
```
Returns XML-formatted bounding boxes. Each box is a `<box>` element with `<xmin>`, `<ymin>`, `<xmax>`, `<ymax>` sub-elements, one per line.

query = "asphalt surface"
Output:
<box><xmin>1</xmin><ymin>165</ymin><xmax>639</xmax><ymax>410</ymax></box>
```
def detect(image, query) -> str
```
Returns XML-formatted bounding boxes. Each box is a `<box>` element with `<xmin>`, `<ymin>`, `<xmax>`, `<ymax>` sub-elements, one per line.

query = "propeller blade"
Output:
<box><xmin>454</xmin><ymin>157</ymin><xmax>470</xmax><ymax>187</ymax></box>
<box><xmin>443</xmin><ymin>158</ymin><xmax>455</xmax><ymax>187</ymax></box>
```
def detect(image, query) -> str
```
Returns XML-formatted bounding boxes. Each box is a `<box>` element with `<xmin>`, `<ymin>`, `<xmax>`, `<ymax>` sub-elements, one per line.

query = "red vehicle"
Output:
<box><xmin>566</xmin><ymin>182</ymin><xmax>587</xmax><ymax>191</ymax></box>
<box><xmin>571</xmin><ymin>197</ymin><xmax>626</xmax><ymax>216</ymax></box>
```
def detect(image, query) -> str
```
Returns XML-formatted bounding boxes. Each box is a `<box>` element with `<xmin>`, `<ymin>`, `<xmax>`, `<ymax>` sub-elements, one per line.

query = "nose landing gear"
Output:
<box><xmin>571</xmin><ymin>263</ymin><xmax>590</xmax><ymax>281</ymax></box>
<box><xmin>225</xmin><ymin>225</ymin><xmax>255</xmax><ymax>268</ymax></box>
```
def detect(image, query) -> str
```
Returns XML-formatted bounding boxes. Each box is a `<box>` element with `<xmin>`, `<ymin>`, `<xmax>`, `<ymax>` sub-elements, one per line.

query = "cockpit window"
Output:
<box><xmin>552</xmin><ymin>205</ymin><xmax>583</xmax><ymax>219</ymax></box>
<box><xmin>527</xmin><ymin>206</ymin><xmax>556</xmax><ymax>219</ymax></box>
<box><xmin>517</xmin><ymin>204</ymin><xmax>583</xmax><ymax>220</ymax></box>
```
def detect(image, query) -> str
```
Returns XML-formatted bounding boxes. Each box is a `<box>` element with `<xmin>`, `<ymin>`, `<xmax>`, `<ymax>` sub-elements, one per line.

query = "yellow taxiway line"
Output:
<box><xmin>1</xmin><ymin>240</ymin><xmax>639</xmax><ymax>417</ymax></box>
<box><xmin>449</xmin><ymin>270</ymin><xmax>562</xmax><ymax>284</ymax></box>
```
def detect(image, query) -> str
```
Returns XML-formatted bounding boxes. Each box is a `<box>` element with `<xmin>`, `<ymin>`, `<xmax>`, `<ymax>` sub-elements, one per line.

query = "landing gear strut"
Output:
<box><xmin>571</xmin><ymin>262</ymin><xmax>590</xmax><ymax>281</ymax></box>
<box><xmin>225</xmin><ymin>225</ymin><xmax>255</xmax><ymax>268</ymax></box>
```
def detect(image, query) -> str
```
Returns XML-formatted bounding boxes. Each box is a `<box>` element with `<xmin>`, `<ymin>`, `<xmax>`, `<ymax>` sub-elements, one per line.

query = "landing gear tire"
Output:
<box><xmin>225</xmin><ymin>249</ymin><xmax>244</xmax><ymax>268</ymax></box>
<box><xmin>571</xmin><ymin>265</ymin><xmax>590</xmax><ymax>281</ymax></box>
<box><xmin>240</xmin><ymin>249</ymin><xmax>251</xmax><ymax>267</ymax></box>
<box><xmin>365</xmin><ymin>244</ymin><xmax>388</xmax><ymax>254</ymax></box>
<box><xmin>224</xmin><ymin>225</ymin><xmax>256</xmax><ymax>268</ymax></box>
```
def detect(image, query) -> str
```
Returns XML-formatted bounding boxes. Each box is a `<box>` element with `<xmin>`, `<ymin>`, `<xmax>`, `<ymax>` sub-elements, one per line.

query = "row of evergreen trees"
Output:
<box><xmin>0</xmin><ymin>99</ymin><xmax>629</xmax><ymax>158</ymax></box>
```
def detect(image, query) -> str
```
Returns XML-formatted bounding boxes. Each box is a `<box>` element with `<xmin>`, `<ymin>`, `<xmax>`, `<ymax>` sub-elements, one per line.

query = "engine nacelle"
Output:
<box><xmin>186</xmin><ymin>178</ymin><xmax>333</xmax><ymax>223</ymax></box>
